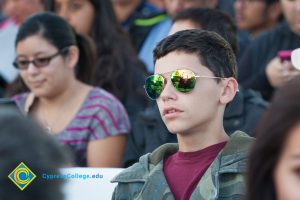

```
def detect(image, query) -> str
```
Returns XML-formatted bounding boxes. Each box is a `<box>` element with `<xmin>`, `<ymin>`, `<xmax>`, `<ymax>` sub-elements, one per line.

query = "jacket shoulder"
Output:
<box><xmin>223</xmin><ymin>131</ymin><xmax>255</xmax><ymax>156</ymax></box>
<box><xmin>112</xmin><ymin>153</ymin><xmax>150</xmax><ymax>184</ymax></box>
<box><xmin>218</xmin><ymin>131</ymin><xmax>254</xmax><ymax>199</ymax></box>
<box><xmin>111</xmin><ymin>154</ymin><xmax>150</xmax><ymax>200</ymax></box>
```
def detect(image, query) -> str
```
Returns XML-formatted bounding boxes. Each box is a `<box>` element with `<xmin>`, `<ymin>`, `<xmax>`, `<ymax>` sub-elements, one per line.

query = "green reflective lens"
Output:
<box><xmin>145</xmin><ymin>69</ymin><xmax>198</xmax><ymax>100</ymax></box>
<box><xmin>171</xmin><ymin>69</ymin><xmax>196</xmax><ymax>92</ymax></box>
<box><xmin>145</xmin><ymin>75</ymin><xmax>165</xmax><ymax>100</ymax></box>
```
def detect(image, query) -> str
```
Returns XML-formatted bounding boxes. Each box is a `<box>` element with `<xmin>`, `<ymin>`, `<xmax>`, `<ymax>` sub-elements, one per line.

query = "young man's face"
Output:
<box><xmin>154</xmin><ymin>51</ymin><xmax>224</xmax><ymax>135</ymax></box>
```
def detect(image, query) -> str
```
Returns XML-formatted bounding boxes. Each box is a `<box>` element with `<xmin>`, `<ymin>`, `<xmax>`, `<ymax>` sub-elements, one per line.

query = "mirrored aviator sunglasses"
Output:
<box><xmin>144</xmin><ymin>69</ymin><xmax>196</xmax><ymax>100</ymax></box>
<box><xmin>144</xmin><ymin>69</ymin><xmax>225</xmax><ymax>100</ymax></box>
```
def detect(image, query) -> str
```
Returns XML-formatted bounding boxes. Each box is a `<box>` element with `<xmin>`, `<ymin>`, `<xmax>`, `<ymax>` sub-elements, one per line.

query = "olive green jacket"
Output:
<box><xmin>112</xmin><ymin>131</ymin><xmax>254</xmax><ymax>200</ymax></box>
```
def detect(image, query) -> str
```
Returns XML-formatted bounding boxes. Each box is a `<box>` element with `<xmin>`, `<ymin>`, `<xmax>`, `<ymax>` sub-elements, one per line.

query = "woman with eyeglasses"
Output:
<box><xmin>11</xmin><ymin>12</ymin><xmax>130</xmax><ymax>167</ymax></box>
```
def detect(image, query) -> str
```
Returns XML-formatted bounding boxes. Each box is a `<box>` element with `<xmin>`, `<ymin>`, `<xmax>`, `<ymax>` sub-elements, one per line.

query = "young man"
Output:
<box><xmin>123</xmin><ymin>8</ymin><xmax>267</xmax><ymax>168</ymax></box>
<box><xmin>112</xmin><ymin>29</ymin><xmax>254</xmax><ymax>199</ymax></box>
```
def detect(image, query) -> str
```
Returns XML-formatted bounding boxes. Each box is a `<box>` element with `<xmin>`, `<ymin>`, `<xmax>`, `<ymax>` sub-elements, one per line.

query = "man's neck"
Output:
<box><xmin>177</xmin><ymin>124</ymin><xmax>229</xmax><ymax>152</ymax></box>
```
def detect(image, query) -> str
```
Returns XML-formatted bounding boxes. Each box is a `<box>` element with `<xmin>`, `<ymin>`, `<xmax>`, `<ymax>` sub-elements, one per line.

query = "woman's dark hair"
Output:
<box><xmin>6</xmin><ymin>12</ymin><xmax>96</xmax><ymax>96</ymax></box>
<box><xmin>46</xmin><ymin>0</ymin><xmax>146</xmax><ymax>101</ymax></box>
<box><xmin>247</xmin><ymin>76</ymin><xmax>300</xmax><ymax>200</ymax></box>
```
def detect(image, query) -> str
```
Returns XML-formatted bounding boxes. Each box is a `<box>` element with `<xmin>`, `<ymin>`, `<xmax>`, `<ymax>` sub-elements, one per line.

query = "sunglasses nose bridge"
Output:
<box><xmin>159</xmin><ymin>76</ymin><xmax>178</xmax><ymax>101</ymax></box>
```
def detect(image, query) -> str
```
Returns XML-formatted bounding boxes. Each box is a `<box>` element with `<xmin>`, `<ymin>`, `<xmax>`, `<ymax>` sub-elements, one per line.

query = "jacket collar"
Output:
<box><xmin>112</xmin><ymin>131</ymin><xmax>254</xmax><ymax>183</ymax></box>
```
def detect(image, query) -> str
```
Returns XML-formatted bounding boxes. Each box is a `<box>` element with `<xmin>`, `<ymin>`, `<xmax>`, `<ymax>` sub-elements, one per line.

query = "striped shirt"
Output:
<box><xmin>13</xmin><ymin>87</ymin><xmax>130</xmax><ymax>166</ymax></box>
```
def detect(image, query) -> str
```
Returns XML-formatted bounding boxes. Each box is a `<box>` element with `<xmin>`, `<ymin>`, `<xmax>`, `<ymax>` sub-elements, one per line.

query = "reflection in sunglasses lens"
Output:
<box><xmin>145</xmin><ymin>69</ymin><xmax>197</xmax><ymax>100</ymax></box>
<box><xmin>145</xmin><ymin>75</ymin><xmax>164</xmax><ymax>100</ymax></box>
<box><xmin>171</xmin><ymin>70</ymin><xmax>196</xmax><ymax>92</ymax></box>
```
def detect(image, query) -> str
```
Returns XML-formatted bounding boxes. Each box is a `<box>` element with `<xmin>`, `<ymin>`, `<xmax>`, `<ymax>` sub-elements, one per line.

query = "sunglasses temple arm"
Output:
<box><xmin>195</xmin><ymin>76</ymin><xmax>240</xmax><ymax>92</ymax></box>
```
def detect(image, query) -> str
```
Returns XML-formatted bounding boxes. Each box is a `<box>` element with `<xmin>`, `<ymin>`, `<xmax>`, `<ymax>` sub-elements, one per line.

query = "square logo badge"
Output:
<box><xmin>8</xmin><ymin>162</ymin><xmax>36</xmax><ymax>191</ymax></box>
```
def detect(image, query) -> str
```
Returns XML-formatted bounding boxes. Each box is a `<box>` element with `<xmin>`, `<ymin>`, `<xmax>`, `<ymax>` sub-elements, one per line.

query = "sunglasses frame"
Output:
<box><xmin>144</xmin><ymin>69</ymin><xmax>225</xmax><ymax>100</ymax></box>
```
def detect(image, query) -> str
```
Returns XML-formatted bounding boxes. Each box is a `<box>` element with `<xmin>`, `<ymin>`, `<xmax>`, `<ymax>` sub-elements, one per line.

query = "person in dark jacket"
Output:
<box><xmin>238</xmin><ymin>0</ymin><xmax>300</xmax><ymax>101</ymax></box>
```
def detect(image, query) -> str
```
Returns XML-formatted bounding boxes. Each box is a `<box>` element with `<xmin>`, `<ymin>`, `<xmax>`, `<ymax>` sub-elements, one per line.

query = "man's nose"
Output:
<box><xmin>159</xmin><ymin>80</ymin><xmax>177</xmax><ymax>102</ymax></box>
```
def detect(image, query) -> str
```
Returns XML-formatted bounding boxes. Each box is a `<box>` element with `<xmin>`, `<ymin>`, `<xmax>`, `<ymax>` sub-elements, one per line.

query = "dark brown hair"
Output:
<box><xmin>154</xmin><ymin>29</ymin><xmax>237</xmax><ymax>79</ymax></box>
<box><xmin>247</xmin><ymin>75</ymin><xmax>300</xmax><ymax>200</ymax></box>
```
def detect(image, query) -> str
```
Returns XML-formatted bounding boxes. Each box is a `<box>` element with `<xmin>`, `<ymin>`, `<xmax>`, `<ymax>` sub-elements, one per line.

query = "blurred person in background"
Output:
<box><xmin>147</xmin><ymin>0</ymin><xmax>164</xmax><ymax>10</ymax></box>
<box><xmin>12</xmin><ymin>12</ymin><xmax>130</xmax><ymax>167</ymax></box>
<box><xmin>2</xmin><ymin>0</ymin><xmax>44</xmax><ymax>24</ymax></box>
<box><xmin>111</xmin><ymin>0</ymin><xmax>162</xmax><ymax>54</ymax></box>
<box><xmin>111</xmin><ymin>0</ymin><xmax>160</xmax><ymax>29</ymax></box>
<box><xmin>238</xmin><ymin>0</ymin><xmax>300</xmax><ymax>101</ymax></box>
<box><xmin>0</xmin><ymin>0</ymin><xmax>44</xmax><ymax>96</ymax></box>
<box><xmin>234</xmin><ymin>0</ymin><xmax>282</xmax><ymax>38</ymax></box>
<box><xmin>0</xmin><ymin>0</ymin><xmax>4</xmax><ymax>17</ymax></box>
<box><xmin>0</xmin><ymin>107</ymin><xmax>70</xmax><ymax>200</ymax></box>
<box><xmin>136</xmin><ymin>0</ymin><xmax>218</xmax><ymax>73</ymax></box>
<box><xmin>234</xmin><ymin>0</ymin><xmax>282</xmax><ymax>60</ymax></box>
<box><xmin>46</xmin><ymin>0</ymin><xmax>149</xmax><ymax>129</ymax></box>
<box><xmin>247</xmin><ymin>75</ymin><xmax>300</xmax><ymax>200</ymax></box>
<box><xmin>218</xmin><ymin>0</ymin><xmax>236</xmax><ymax>17</ymax></box>
<box><xmin>0</xmin><ymin>0</ymin><xmax>6</xmax><ymax>96</ymax></box>
<box><xmin>164</xmin><ymin>0</ymin><xmax>217</xmax><ymax>18</ymax></box>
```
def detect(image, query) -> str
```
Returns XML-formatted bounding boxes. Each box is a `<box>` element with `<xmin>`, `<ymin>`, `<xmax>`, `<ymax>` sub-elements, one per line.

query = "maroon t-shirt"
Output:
<box><xmin>163</xmin><ymin>141</ymin><xmax>227</xmax><ymax>200</ymax></box>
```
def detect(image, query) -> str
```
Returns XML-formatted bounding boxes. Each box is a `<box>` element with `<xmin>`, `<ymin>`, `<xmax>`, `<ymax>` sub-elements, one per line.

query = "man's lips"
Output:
<box><xmin>163</xmin><ymin>106</ymin><xmax>184</xmax><ymax>117</ymax></box>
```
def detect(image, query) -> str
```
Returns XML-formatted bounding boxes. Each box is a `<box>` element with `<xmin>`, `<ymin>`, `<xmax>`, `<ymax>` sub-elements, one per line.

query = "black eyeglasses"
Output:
<box><xmin>13</xmin><ymin>47</ymin><xmax>69</xmax><ymax>70</ymax></box>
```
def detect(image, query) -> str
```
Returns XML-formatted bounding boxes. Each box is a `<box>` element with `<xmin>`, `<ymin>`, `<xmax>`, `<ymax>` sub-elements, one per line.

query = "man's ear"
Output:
<box><xmin>66</xmin><ymin>45</ymin><xmax>79</xmax><ymax>69</ymax></box>
<box><xmin>220</xmin><ymin>77</ymin><xmax>238</xmax><ymax>105</ymax></box>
